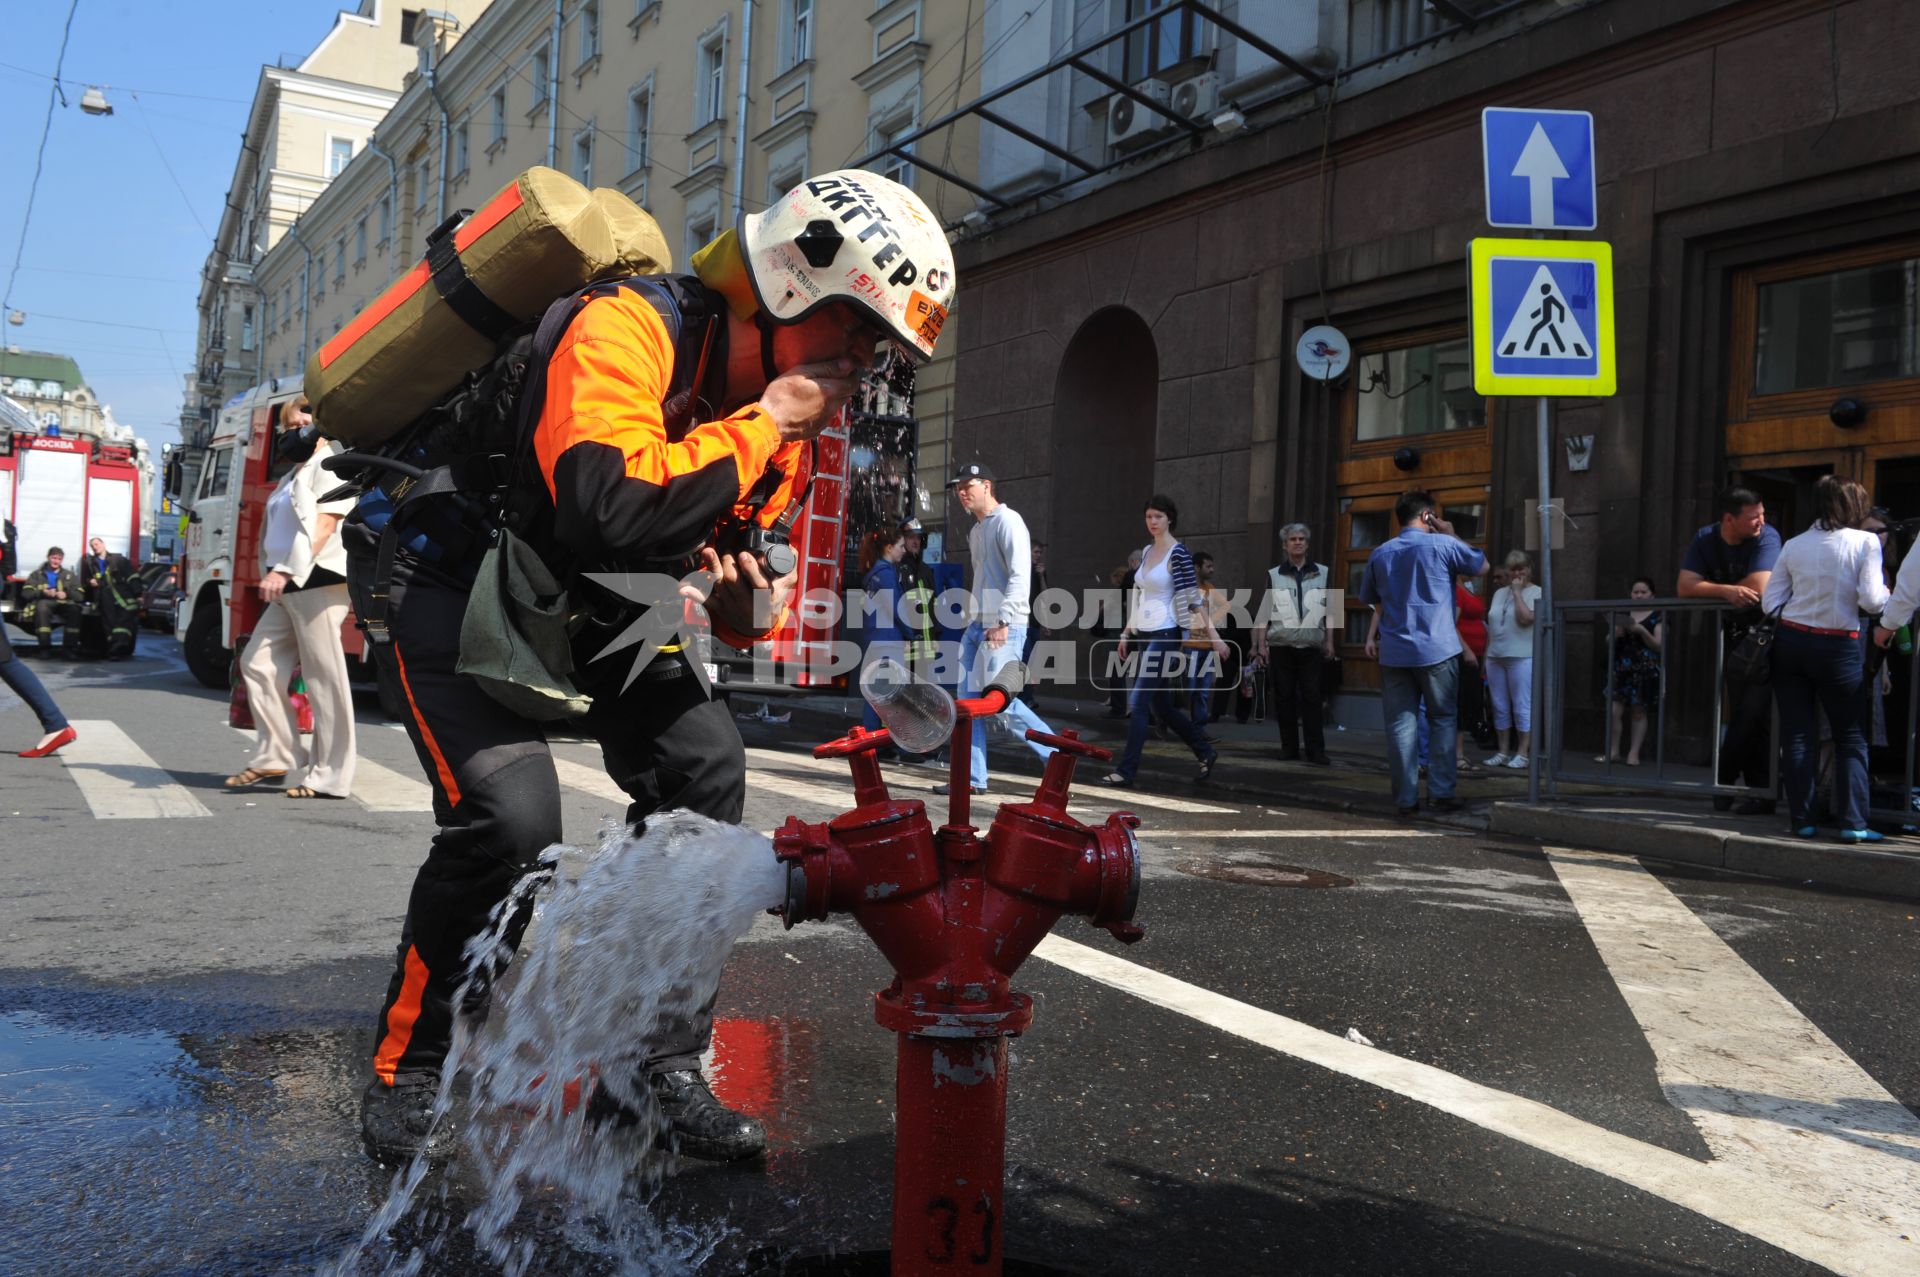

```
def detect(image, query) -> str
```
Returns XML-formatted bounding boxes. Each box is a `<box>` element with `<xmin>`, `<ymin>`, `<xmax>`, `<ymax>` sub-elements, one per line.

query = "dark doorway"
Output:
<box><xmin>1050</xmin><ymin>307</ymin><xmax>1158</xmax><ymax>601</ymax></box>
<box><xmin>1733</xmin><ymin>461</ymin><xmax>1833</xmax><ymax>537</ymax></box>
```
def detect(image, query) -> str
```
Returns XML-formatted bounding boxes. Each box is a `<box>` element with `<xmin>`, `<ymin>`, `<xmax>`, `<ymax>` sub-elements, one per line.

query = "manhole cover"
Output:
<box><xmin>1177</xmin><ymin>859</ymin><xmax>1353</xmax><ymax>888</ymax></box>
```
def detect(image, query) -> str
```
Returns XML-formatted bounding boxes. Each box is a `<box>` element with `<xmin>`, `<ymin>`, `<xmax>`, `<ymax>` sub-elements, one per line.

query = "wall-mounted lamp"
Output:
<box><xmin>1829</xmin><ymin>397</ymin><xmax>1868</xmax><ymax>429</ymax></box>
<box><xmin>960</xmin><ymin>210</ymin><xmax>990</xmax><ymax>233</ymax></box>
<box><xmin>1211</xmin><ymin>107</ymin><xmax>1246</xmax><ymax>135</ymax></box>
<box><xmin>1392</xmin><ymin>446</ymin><xmax>1421</xmax><ymax>472</ymax></box>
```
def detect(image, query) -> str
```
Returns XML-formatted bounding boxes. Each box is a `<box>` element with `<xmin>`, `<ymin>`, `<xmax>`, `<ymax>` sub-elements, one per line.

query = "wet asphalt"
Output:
<box><xmin>1</xmin><ymin>639</ymin><xmax>1915</xmax><ymax>1275</ymax></box>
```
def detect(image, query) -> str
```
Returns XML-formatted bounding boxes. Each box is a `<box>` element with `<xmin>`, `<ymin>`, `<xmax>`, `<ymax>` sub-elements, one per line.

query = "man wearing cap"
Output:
<box><xmin>950</xmin><ymin>463</ymin><xmax>1056</xmax><ymax>793</ymax></box>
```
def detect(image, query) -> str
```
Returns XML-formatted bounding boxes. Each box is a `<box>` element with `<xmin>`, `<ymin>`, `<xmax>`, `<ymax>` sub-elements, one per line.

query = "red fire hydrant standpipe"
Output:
<box><xmin>773</xmin><ymin>669</ymin><xmax>1144</xmax><ymax>1276</ymax></box>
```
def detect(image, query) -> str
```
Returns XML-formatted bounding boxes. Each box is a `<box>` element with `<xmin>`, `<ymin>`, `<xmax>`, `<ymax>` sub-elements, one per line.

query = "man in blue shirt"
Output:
<box><xmin>1677</xmin><ymin>487</ymin><xmax>1783</xmax><ymax>813</ymax></box>
<box><xmin>1359</xmin><ymin>492</ymin><xmax>1488</xmax><ymax>814</ymax></box>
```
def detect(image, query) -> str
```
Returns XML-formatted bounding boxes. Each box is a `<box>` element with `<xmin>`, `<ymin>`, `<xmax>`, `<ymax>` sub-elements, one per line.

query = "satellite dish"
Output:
<box><xmin>1295</xmin><ymin>325</ymin><xmax>1350</xmax><ymax>381</ymax></box>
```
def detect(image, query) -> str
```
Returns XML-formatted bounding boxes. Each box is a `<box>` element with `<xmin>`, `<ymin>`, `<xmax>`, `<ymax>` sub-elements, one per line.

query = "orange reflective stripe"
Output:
<box><xmin>533</xmin><ymin>293</ymin><xmax>780</xmax><ymax>502</ymax></box>
<box><xmin>393</xmin><ymin>643</ymin><xmax>461</xmax><ymax>807</ymax></box>
<box><xmin>373</xmin><ymin>944</ymin><xmax>431</xmax><ymax>1084</ymax></box>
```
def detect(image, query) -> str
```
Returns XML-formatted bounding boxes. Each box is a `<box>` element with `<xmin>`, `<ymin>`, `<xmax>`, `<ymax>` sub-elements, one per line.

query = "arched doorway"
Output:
<box><xmin>1050</xmin><ymin>307</ymin><xmax>1158</xmax><ymax>596</ymax></box>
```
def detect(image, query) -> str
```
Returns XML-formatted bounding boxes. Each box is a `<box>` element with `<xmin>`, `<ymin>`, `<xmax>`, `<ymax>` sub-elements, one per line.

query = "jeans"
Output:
<box><xmin>1381</xmin><ymin>656</ymin><xmax>1460</xmax><ymax>808</ymax></box>
<box><xmin>959</xmin><ymin>622</ymin><xmax>1056</xmax><ymax>790</ymax></box>
<box><xmin>1189</xmin><ymin>657</ymin><xmax>1216</xmax><ymax>730</ymax></box>
<box><xmin>1773</xmin><ymin>626</ymin><xmax>1867</xmax><ymax>830</ymax></box>
<box><xmin>1115</xmin><ymin>629</ymin><xmax>1214</xmax><ymax>781</ymax></box>
<box><xmin>0</xmin><ymin>624</ymin><xmax>68</xmax><ymax>733</ymax></box>
<box><xmin>1267</xmin><ymin>645</ymin><xmax>1325</xmax><ymax>757</ymax></box>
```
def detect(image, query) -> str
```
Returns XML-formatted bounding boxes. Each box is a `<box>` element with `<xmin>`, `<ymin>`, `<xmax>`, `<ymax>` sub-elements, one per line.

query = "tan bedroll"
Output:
<box><xmin>305</xmin><ymin>166</ymin><xmax>670</xmax><ymax>446</ymax></box>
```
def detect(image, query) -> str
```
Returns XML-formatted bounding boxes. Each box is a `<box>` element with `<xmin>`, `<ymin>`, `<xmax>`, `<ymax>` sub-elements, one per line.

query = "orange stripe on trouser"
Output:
<box><xmin>393</xmin><ymin>642</ymin><xmax>462</xmax><ymax>807</ymax></box>
<box><xmin>372</xmin><ymin>944</ymin><xmax>431</xmax><ymax>1084</ymax></box>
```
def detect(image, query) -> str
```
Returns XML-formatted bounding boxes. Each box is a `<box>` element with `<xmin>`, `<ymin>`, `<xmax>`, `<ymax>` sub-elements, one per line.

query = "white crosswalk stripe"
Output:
<box><xmin>58</xmin><ymin>721</ymin><xmax>212</xmax><ymax>820</ymax></box>
<box><xmin>349</xmin><ymin>755</ymin><xmax>435</xmax><ymax>812</ymax></box>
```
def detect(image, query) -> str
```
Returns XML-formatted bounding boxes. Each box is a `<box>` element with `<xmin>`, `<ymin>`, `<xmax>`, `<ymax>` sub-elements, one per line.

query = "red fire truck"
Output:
<box><xmin>1</xmin><ymin>425</ymin><xmax>150</xmax><ymax>638</ymax></box>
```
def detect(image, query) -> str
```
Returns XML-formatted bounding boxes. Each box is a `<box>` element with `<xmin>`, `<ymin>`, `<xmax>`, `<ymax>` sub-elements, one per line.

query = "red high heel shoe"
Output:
<box><xmin>20</xmin><ymin>726</ymin><xmax>77</xmax><ymax>758</ymax></box>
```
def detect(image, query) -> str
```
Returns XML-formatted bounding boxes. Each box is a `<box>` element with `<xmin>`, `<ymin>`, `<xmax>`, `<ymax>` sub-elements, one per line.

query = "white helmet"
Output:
<box><xmin>738</xmin><ymin>169</ymin><xmax>955</xmax><ymax>363</ymax></box>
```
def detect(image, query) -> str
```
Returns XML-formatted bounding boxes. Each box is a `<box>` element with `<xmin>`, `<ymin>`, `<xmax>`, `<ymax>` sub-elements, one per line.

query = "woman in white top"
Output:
<box><xmin>1482</xmin><ymin>550</ymin><xmax>1541</xmax><ymax>770</ymax></box>
<box><xmin>1762</xmin><ymin>475</ymin><xmax>1888</xmax><ymax>842</ymax></box>
<box><xmin>226</xmin><ymin>398</ymin><xmax>359</xmax><ymax>798</ymax></box>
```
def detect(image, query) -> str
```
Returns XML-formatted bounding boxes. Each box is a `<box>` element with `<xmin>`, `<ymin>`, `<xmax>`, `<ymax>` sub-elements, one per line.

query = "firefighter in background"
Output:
<box><xmin>19</xmin><ymin>547</ymin><xmax>81</xmax><ymax>658</ymax></box>
<box><xmin>81</xmin><ymin>536</ymin><xmax>139</xmax><ymax>660</ymax></box>
<box><xmin>354</xmin><ymin>170</ymin><xmax>956</xmax><ymax>1165</ymax></box>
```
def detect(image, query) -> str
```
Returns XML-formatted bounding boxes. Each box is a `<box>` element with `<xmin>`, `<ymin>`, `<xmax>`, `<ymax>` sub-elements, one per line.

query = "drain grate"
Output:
<box><xmin>1177</xmin><ymin>859</ymin><xmax>1353</xmax><ymax>888</ymax></box>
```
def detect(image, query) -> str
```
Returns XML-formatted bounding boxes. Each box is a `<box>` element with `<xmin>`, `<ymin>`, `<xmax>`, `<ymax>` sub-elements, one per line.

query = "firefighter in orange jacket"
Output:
<box><xmin>355</xmin><ymin>170</ymin><xmax>956</xmax><ymax>1165</ymax></box>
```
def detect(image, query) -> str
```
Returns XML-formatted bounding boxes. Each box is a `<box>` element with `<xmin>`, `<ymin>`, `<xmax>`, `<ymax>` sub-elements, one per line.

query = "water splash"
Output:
<box><xmin>331</xmin><ymin>810</ymin><xmax>789</xmax><ymax>1276</ymax></box>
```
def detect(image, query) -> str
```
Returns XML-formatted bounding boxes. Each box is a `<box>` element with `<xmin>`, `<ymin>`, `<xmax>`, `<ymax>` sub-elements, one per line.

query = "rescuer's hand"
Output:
<box><xmin>685</xmin><ymin>547</ymin><xmax>799</xmax><ymax>640</ymax></box>
<box><xmin>761</xmin><ymin>358</ymin><xmax>863</xmax><ymax>442</ymax></box>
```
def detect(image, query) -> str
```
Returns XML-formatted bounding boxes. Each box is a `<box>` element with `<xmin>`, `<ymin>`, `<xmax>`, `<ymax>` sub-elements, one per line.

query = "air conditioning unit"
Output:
<box><xmin>1108</xmin><ymin>78</ymin><xmax>1174</xmax><ymax>150</ymax></box>
<box><xmin>1170</xmin><ymin>72</ymin><xmax>1222</xmax><ymax>122</ymax></box>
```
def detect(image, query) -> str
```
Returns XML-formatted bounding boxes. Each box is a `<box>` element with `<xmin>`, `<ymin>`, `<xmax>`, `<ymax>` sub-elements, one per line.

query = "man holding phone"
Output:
<box><xmin>1360</xmin><ymin>491</ymin><xmax>1488</xmax><ymax>814</ymax></box>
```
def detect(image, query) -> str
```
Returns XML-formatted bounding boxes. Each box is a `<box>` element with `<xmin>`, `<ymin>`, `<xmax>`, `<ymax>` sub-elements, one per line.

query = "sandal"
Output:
<box><xmin>286</xmin><ymin>786</ymin><xmax>347</xmax><ymax>800</ymax></box>
<box><xmin>1195</xmin><ymin>753</ymin><xmax>1217</xmax><ymax>783</ymax></box>
<box><xmin>1098</xmin><ymin>772</ymin><xmax>1134</xmax><ymax>788</ymax></box>
<box><xmin>224</xmin><ymin>767</ymin><xmax>287</xmax><ymax>788</ymax></box>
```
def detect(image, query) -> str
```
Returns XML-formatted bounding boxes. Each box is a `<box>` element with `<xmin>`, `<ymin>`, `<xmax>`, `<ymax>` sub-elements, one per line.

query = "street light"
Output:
<box><xmin>79</xmin><ymin>86</ymin><xmax>113</xmax><ymax>117</ymax></box>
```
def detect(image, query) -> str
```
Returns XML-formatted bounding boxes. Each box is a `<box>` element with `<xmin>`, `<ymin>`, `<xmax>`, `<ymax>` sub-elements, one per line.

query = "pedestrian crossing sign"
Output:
<box><xmin>1470</xmin><ymin>238</ymin><xmax>1615</xmax><ymax>397</ymax></box>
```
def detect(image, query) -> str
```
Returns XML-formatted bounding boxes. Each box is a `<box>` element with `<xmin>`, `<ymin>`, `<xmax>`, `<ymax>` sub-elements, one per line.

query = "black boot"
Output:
<box><xmin>359</xmin><ymin>1076</ymin><xmax>455</xmax><ymax>1164</ymax></box>
<box><xmin>651</xmin><ymin>1069</ymin><xmax>766</xmax><ymax>1161</ymax></box>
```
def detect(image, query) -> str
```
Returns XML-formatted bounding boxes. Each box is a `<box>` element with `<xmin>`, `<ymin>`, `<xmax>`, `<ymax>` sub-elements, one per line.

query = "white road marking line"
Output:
<box><xmin>349</xmin><ymin>756</ymin><xmax>435</xmax><ymax>812</ymax></box>
<box><xmin>550</xmin><ymin>756</ymin><xmax>630</xmax><ymax>805</ymax></box>
<box><xmin>742</xmin><ymin>746</ymin><xmax>1240</xmax><ymax>815</ymax></box>
<box><xmin>1548</xmin><ymin>846</ymin><xmax>1920</xmax><ymax>1245</ymax></box>
<box><xmin>58</xmin><ymin>721</ymin><xmax>211</xmax><ymax>820</ymax></box>
<box><xmin>1148</xmin><ymin>829</ymin><xmax>1443</xmax><ymax>839</ymax></box>
<box><xmin>1032</xmin><ymin>933</ymin><xmax>1913</xmax><ymax>1276</ymax></box>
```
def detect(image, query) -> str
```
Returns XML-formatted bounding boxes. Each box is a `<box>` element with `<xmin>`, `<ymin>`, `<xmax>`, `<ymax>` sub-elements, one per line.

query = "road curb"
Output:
<box><xmin>1489</xmin><ymin>800</ymin><xmax>1920</xmax><ymax>900</ymax></box>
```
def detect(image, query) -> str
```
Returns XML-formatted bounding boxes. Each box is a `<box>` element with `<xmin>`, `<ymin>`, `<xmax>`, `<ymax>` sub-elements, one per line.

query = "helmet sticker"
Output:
<box><xmin>906</xmin><ymin>290</ymin><xmax>947</xmax><ymax>349</ymax></box>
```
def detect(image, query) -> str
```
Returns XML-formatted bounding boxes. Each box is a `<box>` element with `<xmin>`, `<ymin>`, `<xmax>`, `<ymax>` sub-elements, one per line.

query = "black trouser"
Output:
<box><xmin>1268</xmin><ymin>645</ymin><xmax>1325</xmax><ymax>758</ymax></box>
<box><xmin>1457</xmin><ymin>659</ymin><xmax>1486</xmax><ymax>748</ymax></box>
<box><xmin>31</xmin><ymin>598</ymin><xmax>80</xmax><ymax>653</ymax></box>
<box><xmin>1718</xmin><ymin>664</ymin><xmax>1776</xmax><ymax>792</ymax></box>
<box><xmin>357</xmin><ymin>562</ymin><xmax>746</xmax><ymax>1086</ymax></box>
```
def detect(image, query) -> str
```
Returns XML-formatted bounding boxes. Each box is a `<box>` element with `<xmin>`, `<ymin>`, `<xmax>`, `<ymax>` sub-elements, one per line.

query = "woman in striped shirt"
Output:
<box><xmin>1103</xmin><ymin>494</ymin><xmax>1226</xmax><ymax>787</ymax></box>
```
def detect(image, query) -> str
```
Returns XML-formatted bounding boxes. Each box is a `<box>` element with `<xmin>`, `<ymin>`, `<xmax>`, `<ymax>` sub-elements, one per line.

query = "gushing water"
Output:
<box><xmin>330</xmin><ymin>810</ymin><xmax>789</xmax><ymax>1276</ymax></box>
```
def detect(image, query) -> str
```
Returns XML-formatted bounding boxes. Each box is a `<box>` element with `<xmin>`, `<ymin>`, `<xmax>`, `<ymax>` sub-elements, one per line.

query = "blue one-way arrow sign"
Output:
<box><xmin>1482</xmin><ymin>107</ymin><xmax>1596</xmax><ymax>231</ymax></box>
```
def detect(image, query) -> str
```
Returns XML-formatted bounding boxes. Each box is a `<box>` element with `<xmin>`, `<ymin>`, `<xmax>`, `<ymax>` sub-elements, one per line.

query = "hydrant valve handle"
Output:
<box><xmin>814</xmin><ymin>726</ymin><xmax>894</xmax><ymax>759</ymax></box>
<box><xmin>1023</xmin><ymin>728</ymin><xmax>1112</xmax><ymax>762</ymax></box>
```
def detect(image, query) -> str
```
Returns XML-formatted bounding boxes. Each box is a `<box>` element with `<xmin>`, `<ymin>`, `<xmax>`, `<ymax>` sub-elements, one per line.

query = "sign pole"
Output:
<box><xmin>1530</xmin><ymin>395</ymin><xmax>1552</xmax><ymax>804</ymax></box>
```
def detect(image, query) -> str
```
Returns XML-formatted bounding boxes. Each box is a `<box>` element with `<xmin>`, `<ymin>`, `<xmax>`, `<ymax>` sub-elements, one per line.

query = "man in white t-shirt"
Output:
<box><xmin>951</xmin><ymin>462</ymin><xmax>1057</xmax><ymax>793</ymax></box>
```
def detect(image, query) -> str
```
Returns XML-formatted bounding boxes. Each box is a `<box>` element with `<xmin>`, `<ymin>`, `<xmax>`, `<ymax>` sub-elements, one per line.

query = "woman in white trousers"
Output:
<box><xmin>227</xmin><ymin>399</ymin><xmax>358</xmax><ymax>798</ymax></box>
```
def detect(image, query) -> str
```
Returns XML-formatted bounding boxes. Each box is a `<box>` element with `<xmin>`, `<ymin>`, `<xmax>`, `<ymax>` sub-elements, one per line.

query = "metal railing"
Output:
<box><xmin>1544</xmin><ymin>596</ymin><xmax>1920</xmax><ymax>828</ymax></box>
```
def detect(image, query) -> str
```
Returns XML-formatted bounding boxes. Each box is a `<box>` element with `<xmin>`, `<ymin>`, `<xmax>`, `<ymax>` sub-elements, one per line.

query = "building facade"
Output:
<box><xmin>918</xmin><ymin>0</ymin><xmax>1920</xmax><ymax>717</ymax></box>
<box><xmin>183</xmin><ymin>0</ymin><xmax>493</xmax><ymax>455</ymax></box>
<box><xmin>1</xmin><ymin>349</ymin><xmax>113</xmax><ymax>439</ymax></box>
<box><xmin>213</xmin><ymin>0</ymin><xmax>983</xmax><ymax>549</ymax></box>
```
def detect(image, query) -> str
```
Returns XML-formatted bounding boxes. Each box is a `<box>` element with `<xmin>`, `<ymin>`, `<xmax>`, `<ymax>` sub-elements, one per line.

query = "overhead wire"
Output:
<box><xmin>0</xmin><ymin>58</ymin><xmax>252</xmax><ymax>105</ymax></box>
<box><xmin>2</xmin><ymin>0</ymin><xmax>83</xmax><ymax>317</ymax></box>
<box><xmin>127</xmin><ymin>92</ymin><xmax>214</xmax><ymax>240</ymax></box>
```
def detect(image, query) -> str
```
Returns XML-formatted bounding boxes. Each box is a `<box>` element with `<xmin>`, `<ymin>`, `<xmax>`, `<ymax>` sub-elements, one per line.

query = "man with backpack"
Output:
<box><xmin>349</xmin><ymin>170</ymin><xmax>956</xmax><ymax>1165</ymax></box>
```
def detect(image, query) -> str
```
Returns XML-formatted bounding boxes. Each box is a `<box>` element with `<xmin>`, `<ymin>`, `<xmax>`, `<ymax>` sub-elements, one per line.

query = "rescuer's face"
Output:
<box><xmin>778</xmin><ymin>303</ymin><xmax>888</xmax><ymax>372</ymax></box>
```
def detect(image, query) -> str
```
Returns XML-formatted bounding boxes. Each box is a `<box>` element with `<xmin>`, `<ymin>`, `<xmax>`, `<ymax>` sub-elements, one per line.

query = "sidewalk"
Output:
<box><xmin>731</xmin><ymin>686</ymin><xmax>1920</xmax><ymax>902</ymax></box>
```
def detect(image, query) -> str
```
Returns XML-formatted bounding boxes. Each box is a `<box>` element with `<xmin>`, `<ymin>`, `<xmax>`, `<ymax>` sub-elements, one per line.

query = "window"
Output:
<box><xmin>579</xmin><ymin>0</ymin><xmax>601</xmax><ymax>64</ymax></box>
<box><xmin>416</xmin><ymin>157</ymin><xmax>433</xmax><ymax>211</ymax></box>
<box><xmin>697</xmin><ymin>32</ymin><xmax>727</xmax><ymax>126</ymax></box>
<box><xmin>263</xmin><ymin>295</ymin><xmax>273</xmax><ymax>335</ymax></box>
<box><xmin>626</xmin><ymin>85</ymin><xmax>651</xmax><ymax>172</ymax></box>
<box><xmin>453</xmin><ymin>119</ymin><xmax>470</xmax><ymax>176</ymax></box>
<box><xmin>785</xmin><ymin>0</ymin><xmax>812</xmax><ymax>69</ymax></box>
<box><xmin>530</xmin><ymin>43</ymin><xmax>552</xmax><ymax>109</ymax></box>
<box><xmin>282</xmin><ymin>286</ymin><xmax>292</xmax><ymax>328</ymax></box>
<box><xmin>241</xmin><ymin>305</ymin><xmax>255</xmax><ymax>352</ymax></box>
<box><xmin>873</xmin><ymin>117</ymin><xmax>915</xmax><ymax>188</ymax></box>
<box><xmin>377</xmin><ymin>196</ymin><xmax>392</xmax><ymax>246</ymax></box>
<box><xmin>1123</xmin><ymin>0</ymin><xmax>1202</xmax><ymax>82</ymax></box>
<box><xmin>201</xmin><ymin>446</ymin><xmax>233</xmax><ymax>500</ymax></box>
<box><xmin>685</xmin><ymin>211</ymin><xmax>717</xmax><ymax>268</ymax></box>
<box><xmin>490</xmin><ymin>84</ymin><xmax>508</xmax><ymax>144</ymax></box>
<box><xmin>573</xmin><ymin>129</ymin><xmax>594</xmax><ymax>186</ymax></box>
<box><xmin>327</xmin><ymin>136</ymin><xmax>354</xmax><ymax>178</ymax></box>
<box><xmin>1753</xmin><ymin>252</ymin><xmax>1920</xmax><ymax>396</ymax></box>
<box><xmin>354</xmin><ymin>217</ymin><xmax>368</xmax><ymax>264</ymax></box>
<box><xmin>1353</xmin><ymin>337</ymin><xmax>1483</xmax><ymax>442</ymax></box>
<box><xmin>334</xmin><ymin>239</ymin><xmax>346</xmax><ymax>284</ymax></box>
<box><xmin>400</xmin><ymin>8</ymin><xmax>422</xmax><ymax>46</ymax></box>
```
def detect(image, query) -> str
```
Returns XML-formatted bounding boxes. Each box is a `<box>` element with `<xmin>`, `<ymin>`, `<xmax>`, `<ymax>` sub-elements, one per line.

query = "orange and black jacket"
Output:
<box><xmin>533</xmin><ymin>285</ymin><xmax>806</xmax><ymax>641</ymax></box>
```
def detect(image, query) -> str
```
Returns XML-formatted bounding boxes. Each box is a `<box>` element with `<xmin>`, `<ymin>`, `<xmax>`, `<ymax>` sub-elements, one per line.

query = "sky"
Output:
<box><xmin>0</xmin><ymin>0</ymin><xmax>355</xmax><ymax>460</ymax></box>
